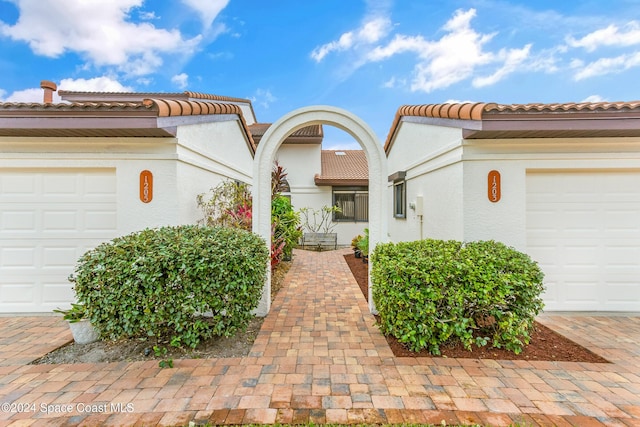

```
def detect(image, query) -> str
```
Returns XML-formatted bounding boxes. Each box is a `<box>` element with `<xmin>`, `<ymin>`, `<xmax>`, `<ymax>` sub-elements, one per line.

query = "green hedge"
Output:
<box><xmin>371</xmin><ymin>239</ymin><xmax>545</xmax><ymax>355</ymax></box>
<box><xmin>71</xmin><ymin>225</ymin><xmax>268</xmax><ymax>348</ymax></box>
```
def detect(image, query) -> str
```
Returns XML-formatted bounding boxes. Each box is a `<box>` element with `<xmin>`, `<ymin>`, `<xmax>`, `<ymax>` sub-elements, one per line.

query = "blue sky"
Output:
<box><xmin>1</xmin><ymin>0</ymin><xmax>640</xmax><ymax>147</ymax></box>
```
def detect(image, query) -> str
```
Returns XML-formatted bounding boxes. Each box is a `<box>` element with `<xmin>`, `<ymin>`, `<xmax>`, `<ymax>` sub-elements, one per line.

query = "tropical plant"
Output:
<box><xmin>351</xmin><ymin>234</ymin><xmax>363</xmax><ymax>250</ymax></box>
<box><xmin>196</xmin><ymin>180</ymin><xmax>252</xmax><ymax>231</ymax></box>
<box><xmin>197</xmin><ymin>161</ymin><xmax>300</xmax><ymax>268</ymax></box>
<box><xmin>271</xmin><ymin>160</ymin><xmax>290</xmax><ymax>197</ymax></box>
<box><xmin>298</xmin><ymin>205</ymin><xmax>341</xmax><ymax>234</ymax></box>
<box><xmin>356</xmin><ymin>228</ymin><xmax>369</xmax><ymax>256</ymax></box>
<box><xmin>53</xmin><ymin>303</ymin><xmax>88</xmax><ymax>323</ymax></box>
<box><xmin>272</xmin><ymin>195</ymin><xmax>302</xmax><ymax>264</ymax></box>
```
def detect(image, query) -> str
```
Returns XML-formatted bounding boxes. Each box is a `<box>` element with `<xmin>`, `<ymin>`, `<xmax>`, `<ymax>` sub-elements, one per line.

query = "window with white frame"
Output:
<box><xmin>333</xmin><ymin>187</ymin><xmax>368</xmax><ymax>222</ymax></box>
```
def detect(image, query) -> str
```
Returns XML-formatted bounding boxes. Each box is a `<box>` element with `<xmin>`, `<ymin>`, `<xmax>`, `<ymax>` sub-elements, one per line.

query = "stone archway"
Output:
<box><xmin>252</xmin><ymin>105</ymin><xmax>387</xmax><ymax>316</ymax></box>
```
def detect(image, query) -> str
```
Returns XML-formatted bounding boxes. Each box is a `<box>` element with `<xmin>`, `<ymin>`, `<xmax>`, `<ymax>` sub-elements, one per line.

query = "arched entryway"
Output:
<box><xmin>252</xmin><ymin>105</ymin><xmax>387</xmax><ymax>315</ymax></box>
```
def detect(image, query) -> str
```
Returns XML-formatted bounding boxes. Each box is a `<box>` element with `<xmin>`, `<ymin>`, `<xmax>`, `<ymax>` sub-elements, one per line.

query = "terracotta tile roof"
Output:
<box><xmin>0</xmin><ymin>100</ymin><xmax>152</xmax><ymax>113</ymax></box>
<box><xmin>315</xmin><ymin>150</ymin><xmax>368</xmax><ymax>186</ymax></box>
<box><xmin>0</xmin><ymin>99</ymin><xmax>256</xmax><ymax>153</ymax></box>
<box><xmin>250</xmin><ymin>123</ymin><xmax>323</xmax><ymax>144</ymax></box>
<box><xmin>58</xmin><ymin>90</ymin><xmax>258</xmax><ymax>125</ymax></box>
<box><xmin>385</xmin><ymin>100</ymin><xmax>640</xmax><ymax>152</ymax></box>
<box><xmin>58</xmin><ymin>90</ymin><xmax>252</xmax><ymax>104</ymax></box>
<box><xmin>142</xmin><ymin>98</ymin><xmax>241</xmax><ymax>117</ymax></box>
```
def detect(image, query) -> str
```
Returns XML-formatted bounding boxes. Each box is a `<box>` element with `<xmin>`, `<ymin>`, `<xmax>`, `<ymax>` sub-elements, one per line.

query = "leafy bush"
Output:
<box><xmin>371</xmin><ymin>239</ymin><xmax>544</xmax><ymax>355</ymax></box>
<box><xmin>272</xmin><ymin>195</ymin><xmax>302</xmax><ymax>264</ymax></box>
<box><xmin>71</xmin><ymin>225</ymin><xmax>268</xmax><ymax>349</ymax></box>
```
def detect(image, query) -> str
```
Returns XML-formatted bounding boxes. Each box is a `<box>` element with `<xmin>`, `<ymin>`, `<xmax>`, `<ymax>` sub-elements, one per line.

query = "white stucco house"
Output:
<box><xmin>252</xmin><ymin>122</ymin><xmax>369</xmax><ymax>247</ymax></box>
<box><xmin>3</xmin><ymin>80</ymin><xmax>638</xmax><ymax>314</ymax></box>
<box><xmin>0</xmin><ymin>83</ymin><xmax>262</xmax><ymax>312</ymax></box>
<box><xmin>0</xmin><ymin>82</ymin><xmax>369</xmax><ymax>313</ymax></box>
<box><xmin>384</xmin><ymin>101</ymin><xmax>640</xmax><ymax>312</ymax></box>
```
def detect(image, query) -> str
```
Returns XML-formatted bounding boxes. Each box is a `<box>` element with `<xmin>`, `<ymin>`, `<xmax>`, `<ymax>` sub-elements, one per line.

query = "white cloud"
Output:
<box><xmin>444</xmin><ymin>99</ymin><xmax>477</xmax><ymax>104</ymax></box>
<box><xmin>582</xmin><ymin>95</ymin><xmax>607</xmax><ymax>103</ymax></box>
<box><xmin>180</xmin><ymin>0</ymin><xmax>229</xmax><ymax>29</ymax></box>
<box><xmin>311</xmin><ymin>16</ymin><xmax>391</xmax><ymax>62</ymax></box>
<box><xmin>567</xmin><ymin>22</ymin><xmax>640</xmax><ymax>52</ymax></box>
<box><xmin>1</xmin><ymin>88</ymin><xmax>43</xmax><ymax>103</ymax></box>
<box><xmin>364</xmin><ymin>9</ymin><xmax>527</xmax><ymax>93</ymax></box>
<box><xmin>322</xmin><ymin>141</ymin><xmax>362</xmax><ymax>150</ymax></box>
<box><xmin>171</xmin><ymin>73</ymin><xmax>189</xmax><ymax>89</ymax></box>
<box><xmin>381</xmin><ymin>75</ymin><xmax>408</xmax><ymax>89</ymax></box>
<box><xmin>58</xmin><ymin>76</ymin><xmax>133</xmax><ymax>92</ymax></box>
<box><xmin>250</xmin><ymin>89</ymin><xmax>277</xmax><ymax>109</ymax></box>
<box><xmin>0</xmin><ymin>0</ymin><xmax>201</xmax><ymax>76</ymax></box>
<box><xmin>410</xmin><ymin>9</ymin><xmax>498</xmax><ymax>92</ymax></box>
<box><xmin>473</xmin><ymin>44</ymin><xmax>532</xmax><ymax>87</ymax></box>
<box><xmin>0</xmin><ymin>76</ymin><xmax>132</xmax><ymax>103</ymax></box>
<box><xmin>573</xmin><ymin>51</ymin><xmax>640</xmax><ymax>80</ymax></box>
<box><xmin>563</xmin><ymin>20</ymin><xmax>640</xmax><ymax>80</ymax></box>
<box><xmin>138</xmin><ymin>10</ymin><xmax>157</xmax><ymax>21</ymax></box>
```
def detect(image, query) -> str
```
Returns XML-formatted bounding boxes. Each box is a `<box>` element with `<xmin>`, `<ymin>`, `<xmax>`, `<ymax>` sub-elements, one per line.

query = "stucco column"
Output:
<box><xmin>252</xmin><ymin>105</ymin><xmax>387</xmax><ymax>316</ymax></box>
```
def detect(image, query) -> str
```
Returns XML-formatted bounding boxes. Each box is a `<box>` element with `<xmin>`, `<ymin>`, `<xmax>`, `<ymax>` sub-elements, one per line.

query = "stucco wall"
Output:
<box><xmin>0</xmin><ymin>118</ymin><xmax>256</xmax><ymax>236</ymax></box>
<box><xmin>386</xmin><ymin>121</ymin><xmax>465</xmax><ymax>243</ymax></box>
<box><xmin>388</xmin><ymin>129</ymin><xmax>640</xmax><ymax>249</ymax></box>
<box><xmin>175</xmin><ymin>120</ymin><xmax>254</xmax><ymax>225</ymax></box>
<box><xmin>460</xmin><ymin>136</ymin><xmax>640</xmax><ymax>251</ymax></box>
<box><xmin>275</xmin><ymin>144</ymin><xmax>321</xmax><ymax>188</ymax></box>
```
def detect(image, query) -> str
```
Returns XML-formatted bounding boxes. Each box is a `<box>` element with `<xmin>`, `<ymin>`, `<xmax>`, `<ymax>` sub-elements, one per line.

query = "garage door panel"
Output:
<box><xmin>0</xmin><ymin>169</ymin><xmax>117</xmax><ymax>312</ymax></box>
<box><xmin>43</xmin><ymin>210</ymin><xmax>78</xmax><ymax>231</ymax></box>
<box><xmin>565</xmin><ymin>281</ymin><xmax>599</xmax><ymax>303</ymax></box>
<box><xmin>564</xmin><ymin>246</ymin><xmax>600</xmax><ymax>265</ymax></box>
<box><xmin>43</xmin><ymin>174</ymin><xmax>78</xmax><ymax>195</ymax></box>
<box><xmin>0</xmin><ymin>174</ymin><xmax>36</xmax><ymax>194</ymax></box>
<box><xmin>604</xmin><ymin>247</ymin><xmax>639</xmax><ymax>265</ymax></box>
<box><xmin>0</xmin><ymin>247</ymin><xmax>36</xmax><ymax>267</ymax></box>
<box><xmin>43</xmin><ymin>246</ymin><xmax>80</xmax><ymax>267</ymax></box>
<box><xmin>0</xmin><ymin>282</ymin><xmax>34</xmax><ymax>304</ymax></box>
<box><xmin>41</xmin><ymin>282</ymin><xmax>75</xmax><ymax>305</ymax></box>
<box><xmin>1</xmin><ymin>210</ymin><xmax>36</xmax><ymax>231</ymax></box>
<box><xmin>527</xmin><ymin>170</ymin><xmax>640</xmax><ymax>311</ymax></box>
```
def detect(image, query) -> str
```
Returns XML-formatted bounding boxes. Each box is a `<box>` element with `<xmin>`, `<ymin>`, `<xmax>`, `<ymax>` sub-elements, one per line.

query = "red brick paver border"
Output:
<box><xmin>1</xmin><ymin>248</ymin><xmax>639</xmax><ymax>426</ymax></box>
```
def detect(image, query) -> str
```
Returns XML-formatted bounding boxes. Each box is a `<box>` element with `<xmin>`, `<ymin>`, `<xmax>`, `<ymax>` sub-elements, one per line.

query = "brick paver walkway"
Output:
<box><xmin>0</xmin><ymin>248</ymin><xmax>639</xmax><ymax>426</ymax></box>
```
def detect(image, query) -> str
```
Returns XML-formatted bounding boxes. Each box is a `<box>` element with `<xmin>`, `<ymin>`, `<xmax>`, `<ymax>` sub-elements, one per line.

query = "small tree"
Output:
<box><xmin>299</xmin><ymin>205</ymin><xmax>341</xmax><ymax>234</ymax></box>
<box><xmin>196</xmin><ymin>180</ymin><xmax>252</xmax><ymax>231</ymax></box>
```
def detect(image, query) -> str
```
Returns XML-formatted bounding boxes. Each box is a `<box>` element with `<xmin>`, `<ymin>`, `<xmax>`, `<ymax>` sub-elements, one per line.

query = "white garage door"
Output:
<box><xmin>0</xmin><ymin>169</ymin><xmax>117</xmax><ymax>313</ymax></box>
<box><xmin>527</xmin><ymin>170</ymin><xmax>640</xmax><ymax>311</ymax></box>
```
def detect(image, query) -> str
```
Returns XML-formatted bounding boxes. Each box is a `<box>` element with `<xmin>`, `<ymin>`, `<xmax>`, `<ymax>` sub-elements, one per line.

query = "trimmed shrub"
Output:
<box><xmin>371</xmin><ymin>239</ymin><xmax>544</xmax><ymax>355</ymax></box>
<box><xmin>71</xmin><ymin>225</ymin><xmax>269</xmax><ymax>349</ymax></box>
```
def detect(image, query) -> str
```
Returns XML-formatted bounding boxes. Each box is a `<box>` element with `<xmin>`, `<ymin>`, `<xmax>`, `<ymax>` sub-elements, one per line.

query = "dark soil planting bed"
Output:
<box><xmin>344</xmin><ymin>252</ymin><xmax>609</xmax><ymax>363</ymax></box>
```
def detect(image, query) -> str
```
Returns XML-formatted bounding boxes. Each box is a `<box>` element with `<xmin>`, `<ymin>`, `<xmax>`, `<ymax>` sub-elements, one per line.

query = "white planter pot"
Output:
<box><xmin>68</xmin><ymin>320</ymin><xmax>99</xmax><ymax>344</ymax></box>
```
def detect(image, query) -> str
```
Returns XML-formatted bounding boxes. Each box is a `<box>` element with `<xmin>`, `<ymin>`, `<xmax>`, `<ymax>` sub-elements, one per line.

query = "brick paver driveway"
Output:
<box><xmin>1</xmin><ymin>248</ymin><xmax>639</xmax><ymax>426</ymax></box>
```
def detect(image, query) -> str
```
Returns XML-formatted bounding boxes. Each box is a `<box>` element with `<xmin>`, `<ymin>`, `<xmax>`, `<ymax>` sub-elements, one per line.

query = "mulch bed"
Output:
<box><xmin>344</xmin><ymin>252</ymin><xmax>609</xmax><ymax>363</ymax></box>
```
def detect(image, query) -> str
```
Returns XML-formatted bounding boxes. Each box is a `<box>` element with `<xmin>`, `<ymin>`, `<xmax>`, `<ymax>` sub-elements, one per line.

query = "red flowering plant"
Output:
<box><xmin>197</xmin><ymin>162</ymin><xmax>301</xmax><ymax>269</ymax></box>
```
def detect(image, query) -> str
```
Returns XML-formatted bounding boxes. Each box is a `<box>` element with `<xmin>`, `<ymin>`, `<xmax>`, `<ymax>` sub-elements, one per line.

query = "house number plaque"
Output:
<box><xmin>488</xmin><ymin>170</ymin><xmax>501</xmax><ymax>203</ymax></box>
<box><xmin>140</xmin><ymin>170</ymin><xmax>153</xmax><ymax>203</ymax></box>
